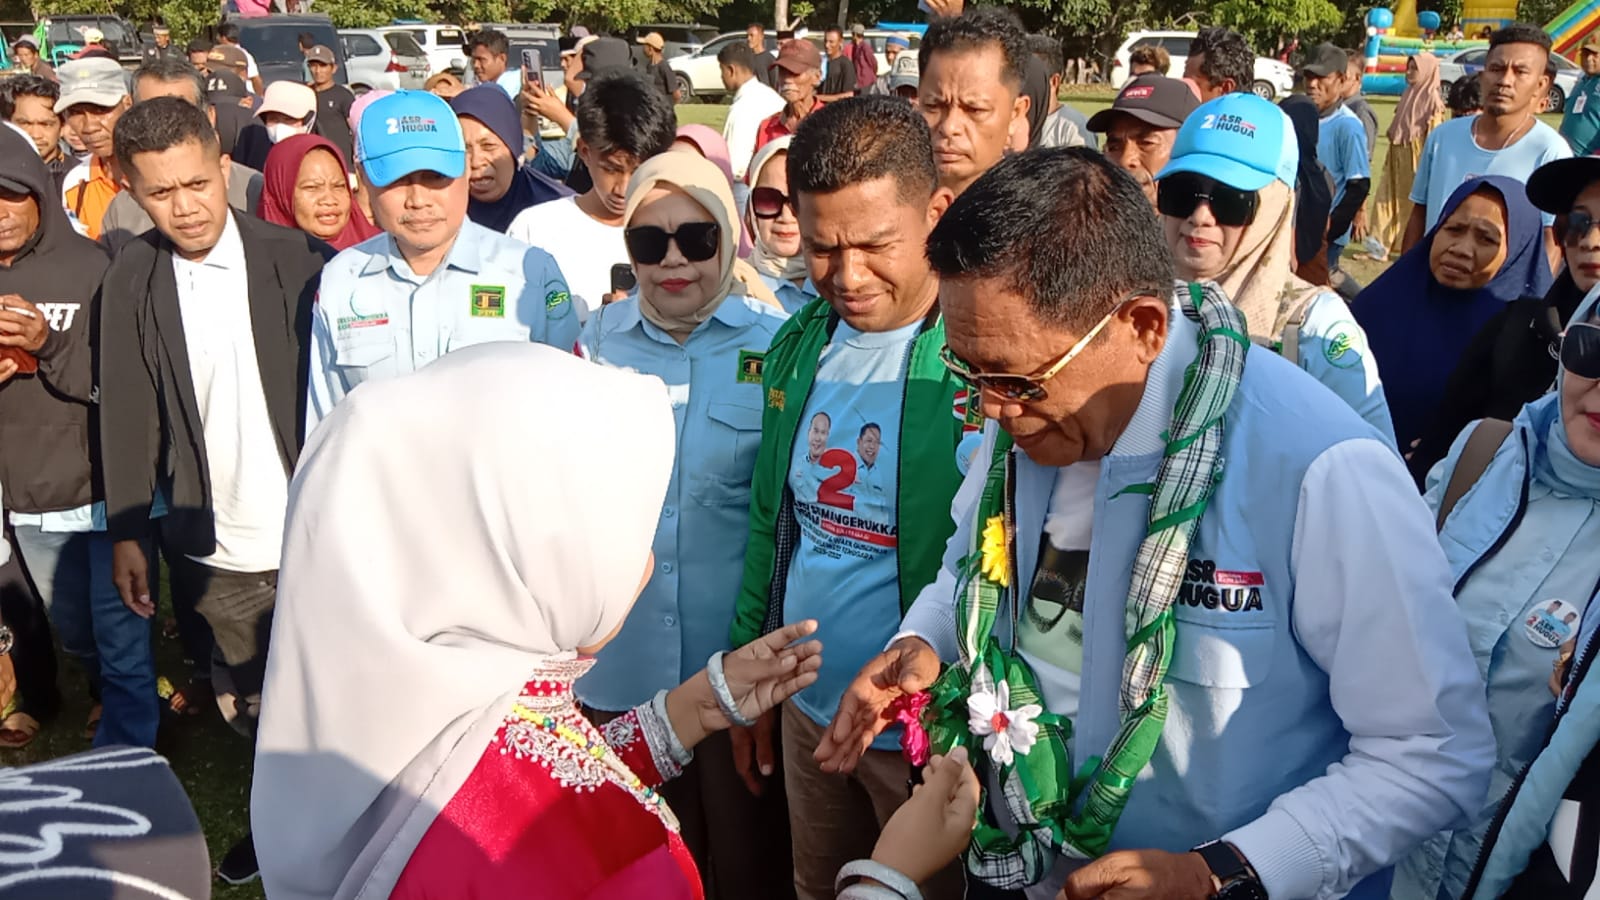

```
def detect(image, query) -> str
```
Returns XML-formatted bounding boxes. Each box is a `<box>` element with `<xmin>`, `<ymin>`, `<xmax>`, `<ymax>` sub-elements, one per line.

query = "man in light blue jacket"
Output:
<box><xmin>817</xmin><ymin>147</ymin><xmax>1495</xmax><ymax>899</ymax></box>
<box><xmin>306</xmin><ymin>90</ymin><xmax>578</xmax><ymax>429</ymax></box>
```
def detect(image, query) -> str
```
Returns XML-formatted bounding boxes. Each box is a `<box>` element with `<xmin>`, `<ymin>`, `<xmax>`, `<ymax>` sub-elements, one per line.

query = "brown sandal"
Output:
<box><xmin>0</xmin><ymin>711</ymin><xmax>40</xmax><ymax>749</ymax></box>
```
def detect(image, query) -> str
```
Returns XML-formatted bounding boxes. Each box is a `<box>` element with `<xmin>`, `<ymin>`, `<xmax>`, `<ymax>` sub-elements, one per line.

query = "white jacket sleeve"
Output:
<box><xmin>1223</xmin><ymin>437</ymin><xmax>1495</xmax><ymax>900</ymax></box>
<box><xmin>894</xmin><ymin>426</ymin><xmax>995</xmax><ymax>661</ymax></box>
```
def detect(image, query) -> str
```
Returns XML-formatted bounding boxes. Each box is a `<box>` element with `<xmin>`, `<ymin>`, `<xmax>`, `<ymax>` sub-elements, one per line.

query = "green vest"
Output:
<box><xmin>730</xmin><ymin>299</ymin><xmax>971</xmax><ymax>646</ymax></box>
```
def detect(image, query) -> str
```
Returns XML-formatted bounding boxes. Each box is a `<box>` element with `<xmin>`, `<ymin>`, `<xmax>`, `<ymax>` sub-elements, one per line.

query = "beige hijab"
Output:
<box><xmin>253</xmin><ymin>343</ymin><xmax>675</xmax><ymax>900</ymax></box>
<box><xmin>1389</xmin><ymin>52</ymin><xmax>1445</xmax><ymax>145</ymax></box>
<box><xmin>1207</xmin><ymin>179</ymin><xmax>1323</xmax><ymax>341</ymax></box>
<box><xmin>745</xmin><ymin>136</ymin><xmax>811</xmax><ymax>285</ymax></box>
<box><xmin>622</xmin><ymin>152</ymin><xmax>777</xmax><ymax>338</ymax></box>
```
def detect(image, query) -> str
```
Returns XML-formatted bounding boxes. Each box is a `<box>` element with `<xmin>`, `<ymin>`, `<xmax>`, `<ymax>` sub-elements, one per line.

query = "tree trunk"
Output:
<box><xmin>775</xmin><ymin>0</ymin><xmax>789</xmax><ymax>30</ymax></box>
<box><xmin>837</xmin><ymin>0</ymin><xmax>849</xmax><ymax>28</ymax></box>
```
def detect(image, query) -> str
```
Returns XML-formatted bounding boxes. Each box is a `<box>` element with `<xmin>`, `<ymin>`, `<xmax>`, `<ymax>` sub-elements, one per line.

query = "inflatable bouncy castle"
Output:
<box><xmin>1362</xmin><ymin>0</ymin><xmax>1600</xmax><ymax>94</ymax></box>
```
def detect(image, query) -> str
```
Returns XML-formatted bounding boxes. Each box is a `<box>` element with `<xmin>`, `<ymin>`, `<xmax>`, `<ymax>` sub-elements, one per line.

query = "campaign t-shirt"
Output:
<box><xmin>785</xmin><ymin>317</ymin><xmax>920</xmax><ymax>748</ymax></box>
<box><xmin>506</xmin><ymin>195</ymin><xmax>628</xmax><ymax>322</ymax></box>
<box><xmin>1412</xmin><ymin>115</ymin><xmax>1572</xmax><ymax>230</ymax></box>
<box><xmin>1561</xmin><ymin>74</ymin><xmax>1600</xmax><ymax>156</ymax></box>
<box><xmin>1016</xmin><ymin>460</ymin><xmax>1098</xmax><ymax>724</ymax></box>
<box><xmin>1319</xmin><ymin>104</ymin><xmax>1371</xmax><ymax>246</ymax></box>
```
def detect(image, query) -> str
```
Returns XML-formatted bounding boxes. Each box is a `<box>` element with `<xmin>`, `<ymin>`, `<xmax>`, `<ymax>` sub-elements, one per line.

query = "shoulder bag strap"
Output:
<box><xmin>1437</xmin><ymin>418</ymin><xmax>1515</xmax><ymax>532</ymax></box>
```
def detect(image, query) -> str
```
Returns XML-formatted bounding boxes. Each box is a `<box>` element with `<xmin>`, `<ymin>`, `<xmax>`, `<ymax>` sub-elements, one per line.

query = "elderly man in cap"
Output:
<box><xmin>1562</xmin><ymin>35</ymin><xmax>1600</xmax><ymax>154</ymax></box>
<box><xmin>757</xmin><ymin>39</ymin><xmax>826</xmax><ymax>149</ymax></box>
<box><xmin>886</xmin><ymin>55</ymin><xmax>920</xmax><ymax>102</ymax></box>
<box><xmin>56</xmin><ymin>57</ymin><xmax>130</xmax><ymax>240</ymax></box>
<box><xmin>636</xmin><ymin>31</ymin><xmax>677</xmax><ymax>100</ymax></box>
<box><xmin>11</xmin><ymin>36</ymin><xmax>55</xmax><ymax>81</ymax></box>
<box><xmin>141</xmin><ymin>24</ymin><xmax>182</xmax><ymax>64</ymax></box>
<box><xmin>1086</xmin><ymin>74</ymin><xmax>1199</xmax><ymax>207</ymax></box>
<box><xmin>307</xmin><ymin>90</ymin><xmax>579</xmax><ymax>426</ymax></box>
<box><xmin>849</xmin><ymin>23</ymin><xmax>877</xmax><ymax>95</ymax></box>
<box><xmin>870</xmin><ymin>34</ymin><xmax>911</xmax><ymax>95</ymax></box>
<box><xmin>306</xmin><ymin>45</ymin><xmax>356</xmax><ymax>167</ymax></box>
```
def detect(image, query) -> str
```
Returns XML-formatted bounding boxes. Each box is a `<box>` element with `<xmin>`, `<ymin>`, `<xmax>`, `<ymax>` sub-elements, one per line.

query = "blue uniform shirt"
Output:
<box><xmin>1319</xmin><ymin>105</ymin><xmax>1371</xmax><ymax>247</ymax></box>
<box><xmin>575</xmin><ymin>294</ymin><xmax>789</xmax><ymax>711</ymax></box>
<box><xmin>307</xmin><ymin>219</ymin><xmax>579</xmax><ymax>427</ymax></box>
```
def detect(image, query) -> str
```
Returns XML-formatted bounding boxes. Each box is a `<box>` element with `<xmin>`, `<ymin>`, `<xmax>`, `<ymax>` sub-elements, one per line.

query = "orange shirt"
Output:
<box><xmin>64</xmin><ymin>156</ymin><xmax>121</xmax><ymax>241</ymax></box>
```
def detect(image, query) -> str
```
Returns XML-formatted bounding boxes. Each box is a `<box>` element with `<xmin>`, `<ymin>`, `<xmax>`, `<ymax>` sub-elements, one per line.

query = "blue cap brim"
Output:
<box><xmin>1156</xmin><ymin>153</ymin><xmax>1277</xmax><ymax>192</ymax></box>
<box><xmin>361</xmin><ymin>147</ymin><xmax>466</xmax><ymax>188</ymax></box>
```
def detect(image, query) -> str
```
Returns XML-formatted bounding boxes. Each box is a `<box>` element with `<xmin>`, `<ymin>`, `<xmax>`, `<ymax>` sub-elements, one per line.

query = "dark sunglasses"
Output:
<box><xmin>1563</xmin><ymin>210</ymin><xmax>1600</xmax><ymax>246</ymax></box>
<box><xmin>1562</xmin><ymin>321</ymin><xmax>1600</xmax><ymax>379</ymax></box>
<box><xmin>750</xmin><ymin>187</ymin><xmax>794</xmax><ymax>220</ymax></box>
<box><xmin>623</xmin><ymin>222</ymin><xmax>720</xmax><ymax>265</ymax></box>
<box><xmin>1157</xmin><ymin>172</ymin><xmax>1260</xmax><ymax>228</ymax></box>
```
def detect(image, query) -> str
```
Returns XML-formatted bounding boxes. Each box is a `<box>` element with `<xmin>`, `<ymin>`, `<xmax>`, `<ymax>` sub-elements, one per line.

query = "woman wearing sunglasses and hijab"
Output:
<box><xmin>1409</xmin><ymin>156</ymin><xmax>1600</xmax><ymax>481</ymax></box>
<box><xmin>1353</xmin><ymin>175</ymin><xmax>1556</xmax><ymax>467</ymax></box>
<box><xmin>253</xmin><ymin>343</ymin><xmax>984</xmax><ymax>900</ymax></box>
<box><xmin>1392</xmin><ymin>291</ymin><xmax>1600</xmax><ymax>900</ymax></box>
<box><xmin>572</xmin><ymin>152</ymin><xmax>794</xmax><ymax>898</ymax></box>
<box><xmin>745</xmin><ymin>137</ymin><xmax>816</xmax><ymax>313</ymax></box>
<box><xmin>1157</xmin><ymin>93</ymin><xmax>1395</xmax><ymax>440</ymax></box>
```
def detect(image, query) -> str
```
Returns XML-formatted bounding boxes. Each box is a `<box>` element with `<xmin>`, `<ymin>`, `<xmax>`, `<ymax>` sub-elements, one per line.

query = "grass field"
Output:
<box><xmin>0</xmin><ymin>90</ymin><xmax>1559</xmax><ymax>900</ymax></box>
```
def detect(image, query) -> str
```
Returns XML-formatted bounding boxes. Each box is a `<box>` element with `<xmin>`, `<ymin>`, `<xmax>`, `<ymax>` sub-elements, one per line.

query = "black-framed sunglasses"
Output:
<box><xmin>1157</xmin><ymin>172</ymin><xmax>1261</xmax><ymax>228</ymax></box>
<box><xmin>750</xmin><ymin>186</ymin><xmax>795</xmax><ymax>220</ymax></box>
<box><xmin>1562</xmin><ymin>321</ymin><xmax>1600</xmax><ymax>379</ymax></box>
<box><xmin>623</xmin><ymin>222</ymin><xmax>721</xmax><ymax>265</ymax></box>
<box><xmin>1563</xmin><ymin>210</ymin><xmax>1600</xmax><ymax>246</ymax></box>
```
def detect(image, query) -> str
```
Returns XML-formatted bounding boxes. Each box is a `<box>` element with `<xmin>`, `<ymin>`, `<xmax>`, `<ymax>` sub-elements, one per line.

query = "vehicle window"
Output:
<box><xmin>346</xmin><ymin>33</ymin><xmax>383</xmax><ymax>57</ymax></box>
<box><xmin>510</xmin><ymin>39</ymin><xmax>558</xmax><ymax>69</ymax></box>
<box><xmin>692</xmin><ymin>28</ymin><xmax>718</xmax><ymax>43</ymax></box>
<box><xmin>248</xmin><ymin>23</ymin><xmax>340</xmax><ymax>63</ymax></box>
<box><xmin>98</xmin><ymin>20</ymin><xmax>129</xmax><ymax>46</ymax></box>
<box><xmin>1460</xmin><ymin>48</ymin><xmax>1487</xmax><ymax>65</ymax></box>
<box><xmin>404</xmin><ymin>29</ymin><xmax>427</xmax><ymax>45</ymax></box>
<box><xmin>1159</xmin><ymin>36</ymin><xmax>1192</xmax><ymax>56</ymax></box>
<box><xmin>384</xmin><ymin>32</ymin><xmax>426</xmax><ymax>56</ymax></box>
<box><xmin>701</xmin><ymin>34</ymin><xmax>737</xmax><ymax>55</ymax></box>
<box><xmin>439</xmin><ymin>28</ymin><xmax>462</xmax><ymax>47</ymax></box>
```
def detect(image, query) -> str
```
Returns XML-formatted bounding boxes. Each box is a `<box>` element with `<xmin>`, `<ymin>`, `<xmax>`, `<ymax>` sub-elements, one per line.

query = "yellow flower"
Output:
<box><xmin>980</xmin><ymin>515</ymin><xmax>1009</xmax><ymax>587</ymax></box>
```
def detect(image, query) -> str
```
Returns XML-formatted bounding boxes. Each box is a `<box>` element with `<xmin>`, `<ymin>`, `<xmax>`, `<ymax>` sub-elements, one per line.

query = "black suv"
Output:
<box><xmin>222</xmin><ymin>13</ymin><xmax>347</xmax><ymax>86</ymax></box>
<box><xmin>38</xmin><ymin>15</ymin><xmax>145</xmax><ymax>66</ymax></box>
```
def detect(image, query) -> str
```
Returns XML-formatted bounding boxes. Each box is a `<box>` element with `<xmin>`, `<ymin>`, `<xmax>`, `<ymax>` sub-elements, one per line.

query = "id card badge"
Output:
<box><xmin>1577</xmin><ymin>92</ymin><xmax>1588</xmax><ymax>114</ymax></box>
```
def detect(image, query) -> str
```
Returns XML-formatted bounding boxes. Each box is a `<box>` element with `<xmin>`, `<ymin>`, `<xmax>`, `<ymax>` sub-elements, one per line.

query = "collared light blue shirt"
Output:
<box><xmin>758</xmin><ymin>271</ymin><xmax>819</xmax><ymax>316</ymax></box>
<box><xmin>1319</xmin><ymin>104</ymin><xmax>1371</xmax><ymax>247</ymax></box>
<box><xmin>307</xmin><ymin>218</ymin><xmax>579</xmax><ymax>429</ymax></box>
<box><xmin>575</xmin><ymin>294</ymin><xmax>789</xmax><ymax>710</ymax></box>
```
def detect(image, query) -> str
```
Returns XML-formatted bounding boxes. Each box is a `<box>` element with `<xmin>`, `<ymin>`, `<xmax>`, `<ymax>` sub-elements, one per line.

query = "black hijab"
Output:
<box><xmin>448</xmin><ymin>86</ymin><xmax>575</xmax><ymax>233</ymax></box>
<box><xmin>1279</xmin><ymin>94</ymin><xmax>1334</xmax><ymax>269</ymax></box>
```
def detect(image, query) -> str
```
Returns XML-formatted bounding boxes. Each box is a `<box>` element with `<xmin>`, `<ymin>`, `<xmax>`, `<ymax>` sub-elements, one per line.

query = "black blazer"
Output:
<box><xmin>96</xmin><ymin>211</ymin><xmax>333</xmax><ymax>555</ymax></box>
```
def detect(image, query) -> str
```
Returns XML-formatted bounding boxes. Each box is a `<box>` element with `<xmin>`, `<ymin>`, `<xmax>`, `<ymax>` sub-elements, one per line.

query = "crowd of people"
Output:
<box><xmin>0</xmin><ymin>7</ymin><xmax>1598</xmax><ymax>900</ymax></box>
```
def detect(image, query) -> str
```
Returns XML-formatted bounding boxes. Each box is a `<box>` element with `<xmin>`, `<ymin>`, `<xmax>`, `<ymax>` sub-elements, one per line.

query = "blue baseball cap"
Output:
<box><xmin>886</xmin><ymin>34</ymin><xmax>911</xmax><ymax>49</ymax></box>
<box><xmin>1155</xmin><ymin>92</ymin><xmax>1298</xmax><ymax>192</ymax></box>
<box><xmin>356</xmin><ymin>91</ymin><xmax>466</xmax><ymax>188</ymax></box>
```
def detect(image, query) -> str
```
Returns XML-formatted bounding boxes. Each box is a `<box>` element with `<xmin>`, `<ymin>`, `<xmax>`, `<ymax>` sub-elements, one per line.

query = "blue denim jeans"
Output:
<box><xmin>12</xmin><ymin>527</ymin><xmax>158</xmax><ymax>748</ymax></box>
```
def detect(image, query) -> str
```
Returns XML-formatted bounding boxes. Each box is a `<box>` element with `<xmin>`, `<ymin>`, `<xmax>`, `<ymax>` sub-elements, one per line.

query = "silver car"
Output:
<box><xmin>339</xmin><ymin>28</ymin><xmax>430</xmax><ymax>93</ymax></box>
<box><xmin>1438</xmin><ymin>45</ymin><xmax>1578</xmax><ymax>113</ymax></box>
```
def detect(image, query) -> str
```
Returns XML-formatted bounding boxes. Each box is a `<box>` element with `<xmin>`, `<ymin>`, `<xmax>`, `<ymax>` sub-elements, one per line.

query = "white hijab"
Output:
<box><xmin>252</xmin><ymin>343</ymin><xmax>675</xmax><ymax>900</ymax></box>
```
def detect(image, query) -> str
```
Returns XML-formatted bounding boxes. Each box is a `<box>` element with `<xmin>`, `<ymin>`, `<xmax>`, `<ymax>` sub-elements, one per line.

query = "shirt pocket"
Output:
<box><xmin>333</xmin><ymin>337</ymin><xmax>396</xmax><ymax>383</ymax></box>
<box><xmin>1166</xmin><ymin>604</ymin><xmax>1277</xmax><ymax>690</ymax></box>
<box><xmin>690</xmin><ymin>398</ymin><xmax>764</xmax><ymax>508</ymax></box>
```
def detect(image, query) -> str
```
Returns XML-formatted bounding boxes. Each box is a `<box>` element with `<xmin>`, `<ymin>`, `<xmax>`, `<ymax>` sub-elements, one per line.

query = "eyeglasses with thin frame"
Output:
<box><xmin>940</xmin><ymin>297</ymin><xmax>1142</xmax><ymax>402</ymax></box>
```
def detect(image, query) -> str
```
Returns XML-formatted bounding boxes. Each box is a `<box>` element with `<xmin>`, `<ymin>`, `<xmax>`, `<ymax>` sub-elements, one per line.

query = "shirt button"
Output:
<box><xmin>663</xmin><ymin>507</ymin><xmax>676</xmax><ymax>518</ymax></box>
<box><xmin>664</xmin><ymin>615</ymin><xmax>676</xmax><ymax>627</ymax></box>
<box><xmin>661</xmin><ymin>562</ymin><xmax>674</xmax><ymax>574</ymax></box>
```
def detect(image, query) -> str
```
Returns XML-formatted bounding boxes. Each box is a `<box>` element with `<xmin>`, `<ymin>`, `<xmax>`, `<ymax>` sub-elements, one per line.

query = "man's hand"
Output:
<box><xmin>729</xmin><ymin>709</ymin><xmax>777</xmax><ymax>795</ymax></box>
<box><xmin>1059</xmin><ymin>849</ymin><xmax>1216</xmax><ymax>900</ymax></box>
<box><xmin>0</xmin><ymin>296</ymin><xmax>48</xmax><ymax>353</ymax></box>
<box><xmin>814</xmin><ymin>636</ymin><xmax>941</xmax><ymax>774</ymax></box>
<box><xmin>1351</xmin><ymin>206</ymin><xmax>1370</xmax><ymax>242</ymax></box>
<box><xmin>520</xmin><ymin>80</ymin><xmax>570</xmax><ymax>126</ymax></box>
<box><xmin>112</xmin><ymin>540</ymin><xmax>154</xmax><ymax>618</ymax></box>
<box><xmin>0</xmin><ymin>357</ymin><xmax>18</xmax><ymax>385</ymax></box>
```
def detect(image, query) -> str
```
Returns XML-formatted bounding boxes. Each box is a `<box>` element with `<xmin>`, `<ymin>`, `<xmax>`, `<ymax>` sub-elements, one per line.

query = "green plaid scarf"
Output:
<box><xmin>923</xmin><ymin>283</ymin><xmax>1249</xmax><ymax>888</ymax></box>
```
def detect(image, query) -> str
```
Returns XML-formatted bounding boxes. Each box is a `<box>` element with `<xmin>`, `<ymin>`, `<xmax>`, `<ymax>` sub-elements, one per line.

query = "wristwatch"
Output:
<box><xmin>1192</xmin><ymin>840</ymin><xmax>1268</xmax><ymax>900</ymax></box>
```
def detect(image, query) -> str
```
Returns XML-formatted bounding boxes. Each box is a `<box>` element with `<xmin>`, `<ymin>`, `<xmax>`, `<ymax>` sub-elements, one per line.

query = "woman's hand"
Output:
<box><xmin>869</xmin><ymin>747</ymin><xmax>980</xmax><ymax>885</ymax></box>
<box><xmin>666</xmin><ymin>621</ymin><xmax>822</xmax><ymax>749</ymax></box>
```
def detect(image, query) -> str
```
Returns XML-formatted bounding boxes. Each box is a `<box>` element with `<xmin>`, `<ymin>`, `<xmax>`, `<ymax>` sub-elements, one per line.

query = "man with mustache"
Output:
<box><xmin>1403</xmin><ymin>24</ymin><xmax>1571</xmax><ymax>258</ymax></box>
<box><xmin>307</xmin><ymin>91</ymin><xmax>579</xmax><ymax>426</ymax></box>
<box><xmin>1085</xmin><ymin>74</ymin><xmax>1197</xmax><ymax>208</ymax></box>
<box><xmin>56</xmin><ymin>57</ymin><xmax>130</xmax><ymax>241</ymax></box>
<box><xmin>917</xmin><ymin>7</ymin><xmax>1032</xmax><ymax>198</ymax></box>
<box><xmin>756</xmin><ymin>39</ymin><xmax>827</xmax><ymax>150</ymax></box>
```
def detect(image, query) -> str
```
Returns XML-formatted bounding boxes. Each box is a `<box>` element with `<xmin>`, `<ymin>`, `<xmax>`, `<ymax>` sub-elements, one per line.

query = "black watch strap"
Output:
<box><xmin>1192</xmin><ymin>840</ymin><xmax>1267</xmax><ymax>899</ymax></box>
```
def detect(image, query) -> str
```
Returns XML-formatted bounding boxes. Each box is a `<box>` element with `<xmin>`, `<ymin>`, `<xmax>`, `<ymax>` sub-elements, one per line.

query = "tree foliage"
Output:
<box><xmin>1212</xmin><ymin>0</ymin><xmax>1344</xmax><ymax>53</ymax></box>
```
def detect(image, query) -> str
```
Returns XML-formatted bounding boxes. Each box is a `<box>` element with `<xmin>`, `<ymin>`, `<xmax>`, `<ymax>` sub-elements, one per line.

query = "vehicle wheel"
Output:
<box><xmin>1250</xmin><ymin>80</ymin><xmax>1275</xmax><ymax>100</ymax></box>
<box><xmin>1439</xmin><ymin>80</ymin><xmax>1452</xmax><ymax>105</ymax></box>
<box><xmin>676</xmin><ymin>74</ymin><xmax>695</xmax><ymax>104</ymax></box>
<box><xmin>1546</xmin><ymin>84</ymin><xmax>1566</xmax><ymax>113</ymax></box>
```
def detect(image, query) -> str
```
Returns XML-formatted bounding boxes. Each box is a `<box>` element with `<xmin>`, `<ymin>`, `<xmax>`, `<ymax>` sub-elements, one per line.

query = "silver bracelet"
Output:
<box><xmin>706</xmin><ymin>651</ymin><xmax>756</xmax><ymax>728</ymax></box>
<box><xmin>835</xmin><ymin>860</ymin><xmax>924</xmax><ymax>900</ymax></box>
<box><xmin>651</xmin><ymin>689</ymin><xmax>694</xmax><ymax>768</ymax></box>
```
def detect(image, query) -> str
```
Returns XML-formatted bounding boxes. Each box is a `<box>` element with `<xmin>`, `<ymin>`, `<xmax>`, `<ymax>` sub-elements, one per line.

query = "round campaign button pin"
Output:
<box><xmin>1523</xmin><ymin>599</ymin><xmax>1582</xmax><ymax>649</ymax></box>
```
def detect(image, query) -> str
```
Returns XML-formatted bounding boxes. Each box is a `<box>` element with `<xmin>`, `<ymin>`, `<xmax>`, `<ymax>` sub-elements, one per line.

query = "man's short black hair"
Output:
<box><xmin>919</xmin><ymin>6</ymin><xmax>1031</xmax><ymax>93</ymax></box>
<box><xmin>575</xmin><ymin>71</ymin><xmax>676</xmax><ymax>162</ymax></box>
<box><xmin>1190</xmin><ymin>26</ymin><xmax>1255</xmax><ymax>94</ymax></box>
<box><xmin>826</xmin><ymin>26</ymin><xmax>844</xmax><ymax>37</ymax></box>
<box><xmin>133</xmin><ymin>58</ymin><xmax>208</xmax><ymax>107</ymax></box>
<box><xmin>748</xmin><ymin>22</ymin><xmax>765</xmax><ymax>32</ymax></box>
<box><xmin>1448</xmin><ymin>75</ymin><xmax>1482</xmax><ymax>114</ymax></box>
<box><xmin>717</xmin><ymin>42</ymin><xmax>757</xmax><ymax>73</ymax></box>
<box><xmin>217</xmin><ymin>22</ymin><xmax>241</xmax><ymax>42</ymax></box>
<box><xmin>1029</xmin><ymin>34</ymin><xmax>1064</xmax><ymax>78</ymax></box>
<box><xmin>927</xmin><ymin>148</ymin><xmax>1172</xmax><ymax>332</ymax></box>
<box><xmin>113</xmin><ymin>96</ymin><xmax>220</xmax><ymax>177</ymax></box>
<box><xmin>0</xmin><ymin>74</ymin><xmax>60</xmax><ymax>120</ymax></box>
<box><xmin>789</xmin><ymin>95</ymin><xmax>937</xmax><ymax>206</ymax></box>
<box><xmin>469</xmin><ymin>28</ymin><xmax>509</xmax><ymax>57</ymax></box>
<box><xmin>187</xmin><ymin>38</ymin><xmax>213</xmax><ymax>55</ymax></box>
<box><xmin>859</xmin><ymin>423</ymin><xmax>881</xmax><ymax>437</ymax></box>
<box><xmin>298</xmin><ymin>31</ymin><xmax>315</xmax><ymax>50</ymax></box>
<box><xmin>1489</xmin><ymin>23</ymin><xmax>1553</xmax><ymax>57</ymax></box>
